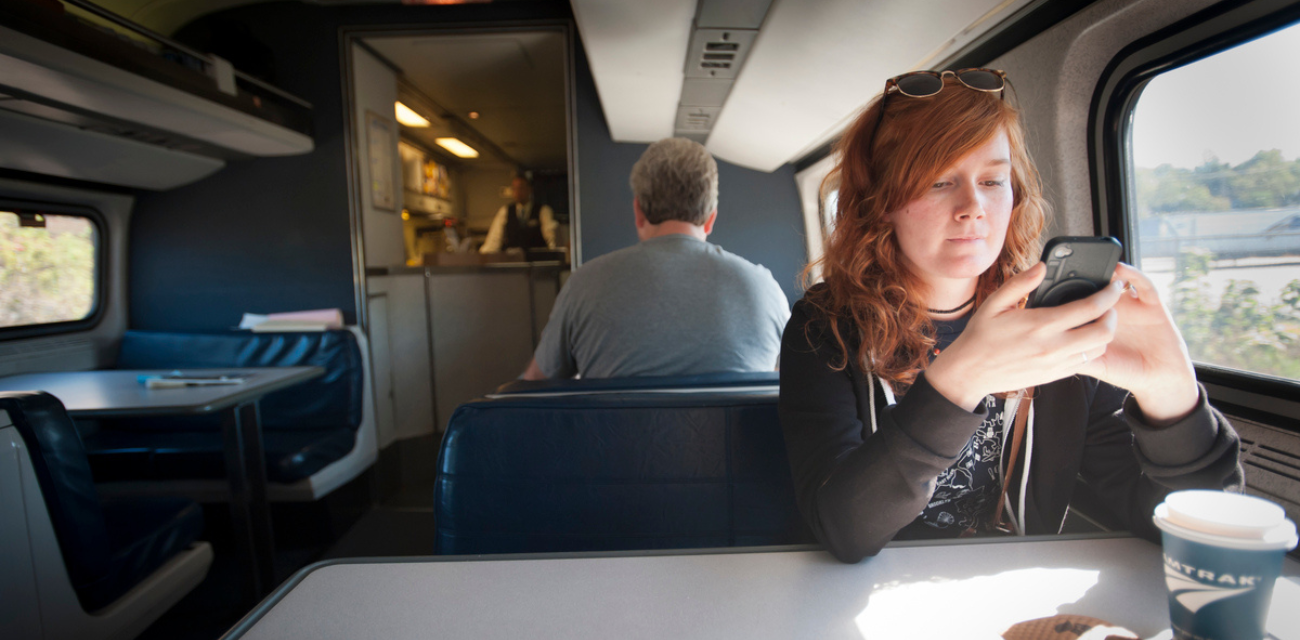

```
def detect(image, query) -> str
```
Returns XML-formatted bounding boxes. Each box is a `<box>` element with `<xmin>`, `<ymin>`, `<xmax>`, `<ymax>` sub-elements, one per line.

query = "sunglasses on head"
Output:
<box><xmin>867</xmin><ymin>68</ymin><xmax>1008</xmax><ymax>151</ymax></box>
<box><xmin>886</xmin><ymin>68</ymin><xmax>1006</xmax><ymax>97</ymax></box>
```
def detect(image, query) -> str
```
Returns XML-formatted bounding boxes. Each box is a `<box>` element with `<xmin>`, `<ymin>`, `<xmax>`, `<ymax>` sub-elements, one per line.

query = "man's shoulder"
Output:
<box><xmin>570</xmin><ymin>242</ymin><xmax>644</xmax><ymax>274</ymax></box>
<box><xmin>557</xmin><ymin>244</ymin><xmax>644</xmax><ymax>294</ymax></box>
<box><xmin>704</xmin><ymin>242</ymin><xmax>777</xmax><ymax>276</ymax></box>
<box><xmin>570</xmin><ymin>237</ymin><xmax>780</xmax><ymax>292</ymax></box>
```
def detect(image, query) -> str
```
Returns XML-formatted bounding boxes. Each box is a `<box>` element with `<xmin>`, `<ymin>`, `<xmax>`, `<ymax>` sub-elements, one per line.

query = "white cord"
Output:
<box><xmin>997</xmin><ymin>395</ymin><xmax>1021</xmax><ymax>535</ymax></box>
<box><xmin>867</xmin><ymin>372</ymin><xmax>878</xmax><ymax>435</ymax></box>
<box><xmin>1017</xmin><ymin>400</ymin><xmax>1035</xmax><ymax>536</ymax></box>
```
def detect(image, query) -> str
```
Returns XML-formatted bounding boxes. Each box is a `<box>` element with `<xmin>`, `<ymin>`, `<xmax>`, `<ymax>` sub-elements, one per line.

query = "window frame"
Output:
<box><xmin>1090</xmin><ymin>0</ymin><xmax>1300</xmax><ymax>401</ymax></box>
<box><xmin>0</xmin><ymin>198</ymin><xmax>108</xmax><ymax>340</ymax></box>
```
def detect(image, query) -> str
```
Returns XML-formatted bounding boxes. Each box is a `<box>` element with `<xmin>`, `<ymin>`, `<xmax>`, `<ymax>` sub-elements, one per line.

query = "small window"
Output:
<box><xmin>0</xmin><ymin>209</ymin><xmax>100</xmax><ymax>330</ymax></box>
<box><xmin>1127</xmin><ymin>22</ymin><xmax>1300</xmax><ymax>384</ymax></box>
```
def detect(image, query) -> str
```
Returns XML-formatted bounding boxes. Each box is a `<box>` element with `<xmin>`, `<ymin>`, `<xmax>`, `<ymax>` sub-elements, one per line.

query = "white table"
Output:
<box><xmin>222</xmin><ymin>535</ymin><xmax>1300</xmax><ymax>639</ymax></box>
<box><xmin>0</xmin><ymin>367</ymin><xmax>323</xmax><ymax>600</ymax></box>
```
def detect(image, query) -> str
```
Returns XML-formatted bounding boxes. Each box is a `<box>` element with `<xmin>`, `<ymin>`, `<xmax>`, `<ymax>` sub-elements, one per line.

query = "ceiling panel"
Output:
<box><xmin>569</xmin><ymin>0</ymin><xmax>696</xmax><ymax>143</ymax></box>
<box><xmin>705</xmin><ymin>0</ymin><xmax>1038</xmax><ymax>171</ymax></box>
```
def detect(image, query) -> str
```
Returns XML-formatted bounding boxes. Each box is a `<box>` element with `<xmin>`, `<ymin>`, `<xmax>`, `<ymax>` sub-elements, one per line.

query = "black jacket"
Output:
<box><xmin>778</xmin><ymin>298</ymin><xmax>1244</xmax><ymax>563</ymax></box>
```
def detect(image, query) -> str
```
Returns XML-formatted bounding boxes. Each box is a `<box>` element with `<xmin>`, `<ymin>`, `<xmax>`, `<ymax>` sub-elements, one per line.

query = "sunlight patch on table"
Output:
<box><xmin>854</xmin><ymin>568</ymin><xmax>1100</xmax><ymax>639</ymax></box>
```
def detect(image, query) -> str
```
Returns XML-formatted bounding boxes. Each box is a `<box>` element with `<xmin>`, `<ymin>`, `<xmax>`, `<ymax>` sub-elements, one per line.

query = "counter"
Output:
<box><xmin>366</xmin><ymin>260</ymin><xmax>568</xmax><ymax>433</ymax></box>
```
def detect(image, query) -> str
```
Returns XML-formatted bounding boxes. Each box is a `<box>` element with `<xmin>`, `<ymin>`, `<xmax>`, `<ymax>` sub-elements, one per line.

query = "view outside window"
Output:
<box><xmin>1129</xmin><ymin>23</ymin><xmax>1300</xmax><ymax>383</ymax></box>
<box><xmin>0</xmin><ymin>211</ymin><xmax>98</xmax><ymax>329</ymax></box>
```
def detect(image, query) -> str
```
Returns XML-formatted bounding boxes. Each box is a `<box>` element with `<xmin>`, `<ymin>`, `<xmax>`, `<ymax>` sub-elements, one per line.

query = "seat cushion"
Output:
<box><xmin>79</xmin><ymin>497</ymin><xmax>205</xmax><ymax>612</ymax></box>
<box><xmin>84</xmin><ymin>428</ymin><xmax>357</xmax><ymax>484</ymax></box>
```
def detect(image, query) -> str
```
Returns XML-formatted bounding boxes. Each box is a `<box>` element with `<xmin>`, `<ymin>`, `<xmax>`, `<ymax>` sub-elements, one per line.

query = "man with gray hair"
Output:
<box><xmin>521</xmin><ymin>137</ymin><xmax>789</xmax><ymax>379</ymax></box>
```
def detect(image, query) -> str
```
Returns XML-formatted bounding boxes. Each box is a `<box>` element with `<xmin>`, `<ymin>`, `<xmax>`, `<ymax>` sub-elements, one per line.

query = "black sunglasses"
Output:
<box><xmin>867</xmin><ymin>68</ymin><xmax>1008</xmax><ymax>153</ymax></box>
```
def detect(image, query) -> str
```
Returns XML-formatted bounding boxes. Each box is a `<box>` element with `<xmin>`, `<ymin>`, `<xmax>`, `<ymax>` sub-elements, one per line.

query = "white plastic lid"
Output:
<box><xmin>1153</xmin><ymin>491</ymin><xmax>1298</xmax><ymax>551</ymax></box>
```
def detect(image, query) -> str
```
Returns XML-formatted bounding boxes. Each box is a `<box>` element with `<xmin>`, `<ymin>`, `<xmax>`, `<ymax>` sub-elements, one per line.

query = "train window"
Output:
<box><xmin>1126</xmin><ymin>22</ymin><xmax>1300</xmax><ymax>384</ymax></box>
<box><xmin>0</xmin><ymin>210</ymin><xmax>100</xmax><ymax>330</ymax></box>
<box><xmin>794</xmin><ymin>153</ymin><xmax>840</xmax><ymax>282</ymax></box>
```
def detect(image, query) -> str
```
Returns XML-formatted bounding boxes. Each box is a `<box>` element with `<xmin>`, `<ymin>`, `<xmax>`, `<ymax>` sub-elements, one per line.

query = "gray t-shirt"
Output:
<box><xmin>534</xmin><ymin>234</ymin><xmax>790</xmax><ymax>378</ymax></box>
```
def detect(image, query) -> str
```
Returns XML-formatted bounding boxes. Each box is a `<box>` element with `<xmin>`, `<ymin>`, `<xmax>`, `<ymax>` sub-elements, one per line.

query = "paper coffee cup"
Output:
<box><xmin>1153</xmin><ymin>491</ymin><xmax>1298</xmax><ymax>640</ymax></box>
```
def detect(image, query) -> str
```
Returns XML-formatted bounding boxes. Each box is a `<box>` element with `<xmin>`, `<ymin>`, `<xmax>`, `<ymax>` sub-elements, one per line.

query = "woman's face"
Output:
<box><xmin>886</xmin><ymin>129</ymin><xmax>1014</xmax><ymax>290</ymax></box>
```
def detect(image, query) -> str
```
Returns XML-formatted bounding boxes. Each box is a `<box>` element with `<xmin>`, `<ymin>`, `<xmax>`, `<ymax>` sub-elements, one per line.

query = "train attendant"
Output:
<box><xmin>778</xmin><ymin>69</ymin><xmax>1243</xmax><ymax>563</ymax></box>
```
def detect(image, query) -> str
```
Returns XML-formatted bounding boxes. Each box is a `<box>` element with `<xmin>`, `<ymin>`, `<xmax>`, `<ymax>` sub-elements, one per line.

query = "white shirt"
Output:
<box><xmin>479</xmin><ymin>202</ymin><xmax>557</xmax><ymax>253</ymax></box>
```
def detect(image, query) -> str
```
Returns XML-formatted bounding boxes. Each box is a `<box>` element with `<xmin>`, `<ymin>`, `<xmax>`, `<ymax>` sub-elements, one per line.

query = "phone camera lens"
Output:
<box><xmin>1052</xmin><ymin>245</ymin><xmax>1074</xmax><ymax>259</ymax></box>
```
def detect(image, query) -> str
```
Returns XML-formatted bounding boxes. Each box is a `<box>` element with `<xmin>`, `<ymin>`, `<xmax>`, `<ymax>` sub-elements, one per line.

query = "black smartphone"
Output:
<box><xmin>1027</xmin><ymin>236</ymin><xmax>1123</xmax><ymax>308</ymax></box>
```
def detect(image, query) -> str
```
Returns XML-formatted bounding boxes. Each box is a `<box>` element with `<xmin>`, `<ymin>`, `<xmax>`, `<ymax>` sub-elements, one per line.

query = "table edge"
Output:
<box><xmin>218</xmin><ymin>532</ymin><xmax>1143</xmax><ymax>639</ymax></box>
<box><xmin>61</xmin><ymin>366</ymin><xmax>326</xmax><ymax>417</ymax></box>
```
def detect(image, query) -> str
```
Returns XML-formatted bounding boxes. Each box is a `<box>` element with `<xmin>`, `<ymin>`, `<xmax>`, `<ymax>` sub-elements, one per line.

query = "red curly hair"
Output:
<box><xmin>804</xmin><ymin>75</ymin><xmax>1047</xmax><ymax>390</ymax></box>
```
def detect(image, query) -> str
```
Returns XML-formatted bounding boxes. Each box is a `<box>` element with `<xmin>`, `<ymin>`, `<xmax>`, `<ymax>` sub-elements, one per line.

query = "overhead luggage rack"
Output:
<box><xmin>0</xmin><ymin>0</ymin><xmax>314</xmax><ymax>189</ymax></box>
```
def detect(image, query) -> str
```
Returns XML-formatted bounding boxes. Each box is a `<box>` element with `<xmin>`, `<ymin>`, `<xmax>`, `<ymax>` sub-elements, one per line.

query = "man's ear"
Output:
<box><xmin>701</xmin><ymin>210</ymin><xmax>718</xmax><ymax>235</ymax></box>
<box><xmin>633</xmin><ymin>198</ymin><xmax>648</xmax><ymax>229</ymax></box>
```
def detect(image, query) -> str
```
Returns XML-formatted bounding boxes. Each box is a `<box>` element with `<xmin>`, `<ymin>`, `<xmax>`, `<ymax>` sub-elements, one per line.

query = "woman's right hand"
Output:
<box><xmin>925</xmin><ymin>262</ymin><xmax>1125</xmax><ymax>411</ymax></box>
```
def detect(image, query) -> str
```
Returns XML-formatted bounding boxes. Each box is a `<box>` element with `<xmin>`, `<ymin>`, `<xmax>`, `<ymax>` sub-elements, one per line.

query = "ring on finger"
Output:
<box><xmin>1081</xmin><ymin>352</ymin><xmax>1089</xmax><ymax>365</ymax></box>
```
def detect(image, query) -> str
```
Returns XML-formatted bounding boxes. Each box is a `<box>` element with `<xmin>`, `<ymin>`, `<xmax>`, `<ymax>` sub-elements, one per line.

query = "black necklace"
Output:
<box><xmin>927</xmin><ymin>293</ymin><xmax>976</xmax><ymax>315</ymax></box>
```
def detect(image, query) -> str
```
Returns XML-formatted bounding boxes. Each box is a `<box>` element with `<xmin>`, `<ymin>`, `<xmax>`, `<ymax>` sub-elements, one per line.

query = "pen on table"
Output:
<box><xmin>137</xmin><ymin>375</ymin><xmax>244</xmax><ymax>389</ymax></box>
<box><xmin>144</xmin><ymin>379</ymin><xmax>202</xmax><ymax>389</ymax></box>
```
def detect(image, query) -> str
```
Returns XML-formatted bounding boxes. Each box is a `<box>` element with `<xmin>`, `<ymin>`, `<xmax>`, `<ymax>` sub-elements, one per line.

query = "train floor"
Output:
<box><xmin>136</xmin><ymin>478</ymin><xmax>438</xmax><ymax>640</ymax></box>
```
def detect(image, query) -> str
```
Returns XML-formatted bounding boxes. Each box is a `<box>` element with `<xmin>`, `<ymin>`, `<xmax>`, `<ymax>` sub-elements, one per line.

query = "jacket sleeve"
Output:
<box><xmin>778</xmin><ymin>301</ymin><xmax>987</xmax><ymax>563</ymax></box>
<box><xmin>1078</xmin><ymin>380</ymin><xmax>1243</xmax><ymax>541</ymax></box>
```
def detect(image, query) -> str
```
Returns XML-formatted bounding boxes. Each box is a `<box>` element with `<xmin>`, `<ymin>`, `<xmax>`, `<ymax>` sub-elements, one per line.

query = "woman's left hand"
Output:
<box><xmin>1079</xmin><ymin>262</ymin><xmax>1199</xmax><ymax>426</ymax></box>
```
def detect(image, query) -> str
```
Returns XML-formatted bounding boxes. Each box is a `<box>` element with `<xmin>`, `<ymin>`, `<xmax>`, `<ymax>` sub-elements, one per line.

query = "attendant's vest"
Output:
<box><xmin>502</xmin><ymin>203</ymin><xmax>547</xmax><ymax>250</ymax></box>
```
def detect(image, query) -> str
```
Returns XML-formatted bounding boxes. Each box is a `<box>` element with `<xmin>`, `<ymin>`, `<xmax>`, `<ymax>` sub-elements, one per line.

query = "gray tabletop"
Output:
<box><xmin>0</xmin><ymin>367</ymin><xmax>324</xmax><ymax>417</ymax></box>
<box><xmin>226</xmin><ymin>535</ymin><xmax>1300</xmax><ymax>640</ymax></box>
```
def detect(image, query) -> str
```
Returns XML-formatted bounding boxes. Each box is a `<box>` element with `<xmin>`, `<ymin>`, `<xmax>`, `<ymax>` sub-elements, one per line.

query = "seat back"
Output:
<box><xmin>0</xmin><ymin>392</ymin><xmax>112</xmax><ymax>593</ymax></box>
<box><xmin>115</xmin><ymin>330</ymin><xmax>364</xmax><ymax>431</ymax></box>
<box><xmin>434</xmin><ymin>391</ymin><xmax>813</xmax><ymax>554</ymax></box>
<box><xmin>491</xmin><ymin>371</ymin><xmax>780</xmax><ymax>396</ymax></box>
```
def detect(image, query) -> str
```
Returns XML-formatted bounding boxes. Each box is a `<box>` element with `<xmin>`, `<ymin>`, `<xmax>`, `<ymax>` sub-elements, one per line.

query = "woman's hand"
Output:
<box><xmin>1078</xmin><ymin>262</ymin><xmax>1199</xmax><ymax>426</ymax></box>
<box><xmin>926</xmin><ymin>262</ymin><xmax>1124</xmax><ymax>411</ymax></box>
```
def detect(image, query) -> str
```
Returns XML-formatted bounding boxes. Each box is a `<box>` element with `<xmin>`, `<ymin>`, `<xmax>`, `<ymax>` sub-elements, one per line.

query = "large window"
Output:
<box><xmin>1127</xmin><ymin>22</ymin><xmax>1300</xmax><ymax>384</ymax></box>
<box><xmin>0</xmin><ymin>209</ymin><xmax>100</xmax><ymax>330</ymax></box>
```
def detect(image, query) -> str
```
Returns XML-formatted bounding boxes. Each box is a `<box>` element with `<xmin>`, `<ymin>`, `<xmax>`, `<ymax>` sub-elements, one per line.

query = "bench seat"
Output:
<box><xmin>1</xmin><ymin>391</ymin><xmax>211</xmax><ymax>637</ymax></box>
<box><xmin>81</xmin><ymin>329</ymin><xmax>375</xmax><ymax>501</ymax></box>
<box><xmin>435</xmin><ymin>389</ymin><xmax>814</xmax><ymax>555</ymax></box>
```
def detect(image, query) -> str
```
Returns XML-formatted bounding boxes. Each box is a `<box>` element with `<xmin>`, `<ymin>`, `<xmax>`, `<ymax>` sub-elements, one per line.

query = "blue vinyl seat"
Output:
<box><xmin>491</xmin><ymin>371</ymin><xmax>780</xmax><ymax>396</ymax></box>
<box><xmin>0</xmin><ymin>391</ymin><xmax>211</xmax><ymax>639</ymax></box>
<box><xmin>434</xmin><ymin>387</ymin><xmax>814</xmax><ymax>555</ymax></box>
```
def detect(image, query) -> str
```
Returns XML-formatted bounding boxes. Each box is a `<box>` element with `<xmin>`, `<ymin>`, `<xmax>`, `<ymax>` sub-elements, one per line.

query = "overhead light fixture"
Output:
<box><xmin>468</xmin><ymin>111</ymin><xmax>480</xmax><ymax>119</ymax></box>
<box><xmin>395</xmin><ymin>102</ymin><xmax>431</xmax><ymax>127</ymax></box>
<box><xmin>436</xmin><ymin>137</ymin><xmax>478</xmax><ymax>158</ymax></box>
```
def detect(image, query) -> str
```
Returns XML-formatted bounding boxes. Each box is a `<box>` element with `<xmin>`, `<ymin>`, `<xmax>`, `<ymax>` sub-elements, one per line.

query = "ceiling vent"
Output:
<box><xmin>673</xmin><ymin>0</ymin><xmax>773</xmax><ymax>144</ymax></box>
<box><xmin>685</xmin><ymin>29</ymin><xmax>758</xmax><ymax>80</ymax></box>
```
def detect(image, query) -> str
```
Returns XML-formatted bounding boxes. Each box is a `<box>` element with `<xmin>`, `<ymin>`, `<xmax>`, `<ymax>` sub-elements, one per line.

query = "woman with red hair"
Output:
<box><xmin>779</xmin><ymin>69</ymin><xmax>1242</xmax><ymax>563</ymax></box>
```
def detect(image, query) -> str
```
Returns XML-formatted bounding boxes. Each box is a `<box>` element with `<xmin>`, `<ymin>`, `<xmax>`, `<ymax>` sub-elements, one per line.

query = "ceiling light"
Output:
<box><xmin>395</xmin><ymin>102</ymin><xmax>430</xmax><ymax>127</ymax></box>
<box><xmin>468</xmin><ymin>111</ymin><xmax>480</xmax><ymax>119</ymax></box>
<box><xmin>436</xmin><ymin>137</ymin><xmax>479</xmax><ymax>158</ymax></box>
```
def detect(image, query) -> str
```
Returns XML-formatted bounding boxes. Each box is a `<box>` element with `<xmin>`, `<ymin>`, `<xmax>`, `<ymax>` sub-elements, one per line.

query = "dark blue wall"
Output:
<box><xmin>130</xmin><ymin>3</ymin><xmax>353</xmax><ymax>331</ymax></box>
<box><xmin>128</xmin><ymin>2</ymin><xmax>807</xmax><ymax>332</ymax></box>
<box><xmin>573</xmin><ymin>45</ymin><xmax>807</xmax><ymax>305</ymax></box>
